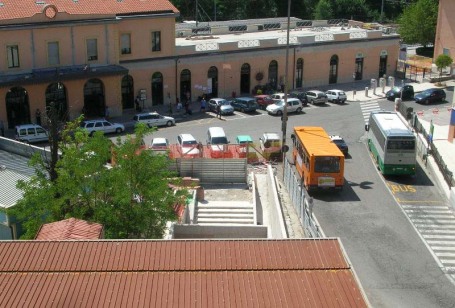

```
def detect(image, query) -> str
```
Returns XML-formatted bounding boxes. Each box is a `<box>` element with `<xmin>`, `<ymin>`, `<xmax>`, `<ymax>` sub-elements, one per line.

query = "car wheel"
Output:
<box><xmin>240</xmin><ymin>108</ymin><xmax>245</xmax><ymax>113</ymax></box>
<box><xmin>296</xmin><ymin>107</ymin><xmax>302</xmax><ymax>113</ymax></box>
<box><xmin>166</xmin><ymin>121</ymin><xmax>173</xmax><ymax>127</ymax></box>
<box><xmin>425</xmin><ymin>99</ymin><xmax>429</xmax><ymax>105</ymax></box>
<box><xmin>116</xmin><ymin>128</ymin><xmax>122</xmax><ymax>134</ymax></box>
<box><xmin>311</xmin><ymin>100</ymin><xmax>315</xmax><ymax>105</ymax></box>
<box><xmin>89</xmin><ymin>131</ymin><xmax>95</xmax><ymax>137</ymax></box>
<box><xmin>147</xmin><ymin>123</ymin><xmax>152</xmax><ymax>128</ymax></box>
<box><xmin>277</xmin><ymin>110</ymin><xmax>283</xmax><ymax>116</ymax></box>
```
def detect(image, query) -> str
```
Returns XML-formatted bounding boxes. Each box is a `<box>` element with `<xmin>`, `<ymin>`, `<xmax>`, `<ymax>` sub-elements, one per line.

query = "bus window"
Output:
<box><xmin>314</xmin><ymin>156</ymin><xmax>340</xmax><ymax>173</ymax></box>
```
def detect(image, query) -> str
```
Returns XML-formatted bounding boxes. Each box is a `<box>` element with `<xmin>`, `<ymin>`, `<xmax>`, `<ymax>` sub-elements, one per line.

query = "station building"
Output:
<box><xmin>0</xmin><ymin>0</ymin><xmax>400</xmax><ymax>129</ymax></box>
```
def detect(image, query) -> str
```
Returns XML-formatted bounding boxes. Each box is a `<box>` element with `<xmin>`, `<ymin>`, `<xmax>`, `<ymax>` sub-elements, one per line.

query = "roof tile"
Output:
<box><xmin>35</xmin><ymin>217</ymin><xmax>103</xmax><ymax>240</ymax></box>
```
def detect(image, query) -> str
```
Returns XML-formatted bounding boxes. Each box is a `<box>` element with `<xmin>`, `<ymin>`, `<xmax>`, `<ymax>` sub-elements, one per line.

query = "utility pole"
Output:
<box><xmin>381</xmin><ymin>0</ymin><xmax>385</xmax><ymax>22</ymax></box>
<box><xmin>281</xmin><ymin>0</ymin><xmax>291</xmax><ymax>169</ymax></box>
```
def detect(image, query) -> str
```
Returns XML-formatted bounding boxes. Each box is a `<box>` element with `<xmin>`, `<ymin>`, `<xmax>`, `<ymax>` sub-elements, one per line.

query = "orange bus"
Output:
<box><xmin>291</xmin><ymin>126</ymin><xmax>345</xmax><ymax>191</ymax></box>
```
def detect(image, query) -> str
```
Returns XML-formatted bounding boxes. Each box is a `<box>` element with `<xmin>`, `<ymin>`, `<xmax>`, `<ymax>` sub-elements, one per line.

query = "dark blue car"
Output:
<box><xmin>414</xmin><ymin>88</ymin><xmax>446</xmax><ymax>104</ymax></box>
<box><xmin>230</xmin><ymin>97</ymin><xmax>258</xmax><ymax>113</ymax></box>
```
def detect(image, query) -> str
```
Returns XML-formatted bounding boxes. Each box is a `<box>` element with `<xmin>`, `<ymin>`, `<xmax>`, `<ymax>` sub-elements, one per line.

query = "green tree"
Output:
<box><xmin>435</xmin><ymin>54</ymin><xmax>453</xmax><ymax>80</ymax></box>
<box><xmin>9</xmin><ymin>122</ymin><xmax>184</xmax><ymax>239</ymax></box>
<box><xmin>398</xmin><ymin>0</ymin><xmax>438</xmax><ymax>47</ymax></box>
<box><xmin>313</xmin><ymin>0</ymin><xmax>372</xmax><ymax>21</ymax></box>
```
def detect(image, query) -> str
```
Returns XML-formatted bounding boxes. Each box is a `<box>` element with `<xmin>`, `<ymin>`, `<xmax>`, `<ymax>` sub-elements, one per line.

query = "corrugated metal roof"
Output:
<box><xmin>0</xmin><ymin>0</ymin><xmax>178</xmax><ymax>21</ymax></box>
<box><xmin>0</xmin><ymin>239</ymin><xmax>368</xmax><ymax>307</ymax></box>
<box><xmin>35</xmin><ymin>218</ymin><xmax>103</xmax><ymax>240</ymax></box>
<box><xmin>0</xmin><ymin>167</ymin><xmax>29</xmax><ymax>209</ymax></box>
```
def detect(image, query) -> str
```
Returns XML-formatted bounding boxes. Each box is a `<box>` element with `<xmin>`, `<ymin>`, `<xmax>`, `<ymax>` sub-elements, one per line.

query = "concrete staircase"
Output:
<box><xmin>196</xmin><ymin>201</ymin><xmax>255</xmax><ymax>225</ymax></box>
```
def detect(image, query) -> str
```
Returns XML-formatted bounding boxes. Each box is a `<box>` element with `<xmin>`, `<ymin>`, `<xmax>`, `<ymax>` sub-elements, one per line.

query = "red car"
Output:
<box><xmin>254</xmin><ymin>95</ymin><xmax>274</xmax><ymax>110</ymax></box>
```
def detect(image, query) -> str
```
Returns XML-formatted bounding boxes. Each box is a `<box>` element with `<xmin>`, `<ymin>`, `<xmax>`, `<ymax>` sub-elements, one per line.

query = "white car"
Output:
<box><xmin>270</xmin><ymin>93</ymin><xmax>288</xmax><ymax>103</ymax></box>
<box><xmin>259</xmin><ymin>132</ymin><xmax>282</xmax><ymax>159</ymax></box>
<box><xmin>80</xmin><ymin>119</ymin><xmax>125</xmax><ymax>136</ymax></box>
<box><xmin>133</xmin><ymin>112</ymin><xmax>175</xmax><ymax>127</ymax></box>
<box><xmin>177</xmin><ymin>133</ymin><xmax>201</xmax><ymax>158</ymax></box>
<box><xmin>15</xmin><ymin>124</ymin><xmax>48</xmax><ymax>143</ymax></box>
<box><xmin>150</xmin><ymin>137</ymin><xmax>169</xmax><ymax>150</ymax></box>
<box><xmin>326</xmin><ymin>89</ymin><xmax>347</xmax><ymax>104</ymax></box>
<box><xmin>266</xmin><ymin>98</ymin><xmax>303</xmax><ymax>115</ymax></box>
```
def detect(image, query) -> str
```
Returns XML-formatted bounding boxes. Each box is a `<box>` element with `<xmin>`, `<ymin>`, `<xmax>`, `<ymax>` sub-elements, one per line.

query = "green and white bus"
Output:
<box><xmin>366</xmin><ymin>111</ymin><xmax>416</xmax><ymax>175</ymax></box>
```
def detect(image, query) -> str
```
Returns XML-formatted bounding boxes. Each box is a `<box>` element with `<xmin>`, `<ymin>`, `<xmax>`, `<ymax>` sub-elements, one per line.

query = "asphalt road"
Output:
<box><xmin>131</xmin><ymin>95</ymin><xmax>455</xmax><ymax>307</ymax></box>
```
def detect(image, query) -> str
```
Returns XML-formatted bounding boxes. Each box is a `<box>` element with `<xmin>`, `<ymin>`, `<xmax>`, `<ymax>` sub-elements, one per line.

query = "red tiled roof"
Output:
<box><xmin>0</xmin><ymin>239</ymin><xmax>368</xmax><ymax>307</ymax></box>
<box><xmin>0</xmin><ymin>0</ymin><xmax>179</xmax><ymax>21</ymax></box>
<box><xmin>35</xmin><ymin>218</ymin><xmax>103</xmax><ymax>240</ymax></box>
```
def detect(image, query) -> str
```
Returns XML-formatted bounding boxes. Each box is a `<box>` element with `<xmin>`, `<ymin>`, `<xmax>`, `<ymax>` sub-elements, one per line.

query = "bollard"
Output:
<box><xmin>365</xmin><ymin>87</ymin><xmax>369</xmax><ymax>97</ymax></box>
<box><xmin>371</xmin><ymin>79</ymin><xmax>377</xmax><ymax>95</ymax></box>
<box><xmin>380</xmin><ymin>77</ymin><xmax>386</xmax><ymax>93</ymax></box>
<box><xmin>388</xmin><ymin>76</ymin><xmax>395</xmax><ymax>88</ymax></box>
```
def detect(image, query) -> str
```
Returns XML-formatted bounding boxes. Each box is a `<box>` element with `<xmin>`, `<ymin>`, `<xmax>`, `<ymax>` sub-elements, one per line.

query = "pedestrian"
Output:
<box><xmin>0</xmin><ymin>120</ymin><xmax>4</xmax><ymax>137</ymax></box>
<box><xmin>135</xmin><ymin>96</ymin><xmax>141</xmax><ymax>112</ymax></box>
<box><xmin>200</xmin><ymin>97</ymin><xmax>206</xmax><ymax>112</ymax></box>
<box><xmin>105</xmin><ymin>106</ymin><xmax>110</xmax><ymax>119</ymax></box>
<box><xmin>216</xmin><ymin>103</ymin><xmax>221</xmax><ymax>119</ymax></box>
<box><xmin>35</xmin><ymin>109</ymin><xmax>42</xmax><ymax>126</ymax></box>
<box><xmin>176</xmin><ymin>98</ymin><xmax>182</xmax><ymax>114</ymax></box>
<box><xmin>185</xmin><ymin>99</ymin><xmax>191</xmax><ymax>115</ymax></box>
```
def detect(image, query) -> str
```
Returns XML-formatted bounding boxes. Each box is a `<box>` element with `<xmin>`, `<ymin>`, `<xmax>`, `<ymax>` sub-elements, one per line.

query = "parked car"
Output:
<box><xmin>15</xmin><ymin>124</ymin><xmax>48</xmax><ymax>143</ymax></box>
<box><xmin>150</xmin><ymin>137</ymin><xmax>169</xmax><ymax>150</ymax></box>
<box><xmin>80</xmin><ymin>119</ymin><xmax>125</xmax><ymax>136</ymax></box>
<box><xmin>207</xmin><ymin>127</ymin><xmax>230</xmax><ymax>158</ymax></box>
<box><xmin>266</xmin><ymin>98</ymin><xmax>303</xmax><ymax>115</ymax></box>
<box><xmin>270</xmin><ymin>93</ymin><xmax>287</xmax><ymax>103</ymax></box>
<box><xmin>326</xmin><ymin>89</ymin><xmax>347</xmax><ymax>104</ymax></box>
<box><xmin>236</xmin><ymin>135</ymin><xmax>253</xmax><ymax>158</ymax></box>
<box><xmin>259</xmin><ymin>132</ymin><xmax>282</xmax><ymax>160</ymax></box>
<box><xmin>330</xmin><ymin>135</ymin><xmax>348</xmax><ymax>156</ymax></box>
<box><xmin>288</xmin><ymin>91</ymin><xmax>308</xmax><ymax>106</ymax></box>
<box><xmin>230</xmin><ymin>97</ymin><xmax>258</xmax><ymax>113</ymax></box>
<box><xmin>414</xmin><ymin>88</ymin><xmax>446</xmax><ymax>104</ymax></box>
<box><xmin>386</xmin><ymin>85</ymin><xmax>414</xmax><ymax>101</ymax></box>
<box><xmin>208</xmin><ymin>98</ymin><xmax>234</xmax><ymax>115</ymax></box>
<box><xmin>133</xmin><ymin>112</ymin><xmax>175</xmax><ymax>127</ymax></box>
<box><xmin>305</xmin><ymin>90</ymin><xmax>328</xmax><ymax>105</ymax></box>
<box><xmin>177</xmin><ymin>133</ymin><xmax>200</xmax><ymax>158</ymax></box>
<box><xmin>254</xmin><ymin>95</ymin><xmax>275</xmax><ymax>110</ymax></box>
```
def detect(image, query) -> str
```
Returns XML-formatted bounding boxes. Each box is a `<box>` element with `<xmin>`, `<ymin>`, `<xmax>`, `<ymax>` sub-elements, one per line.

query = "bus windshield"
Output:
<box><xmin>387</xmin><ymin>140</ymin><xmax>415</xmax><ymax>150</ymax></box>
<box><xmin>314</xmin><ymin>156</ymin><xmax>340</xmax><ymax>173</ymax></box>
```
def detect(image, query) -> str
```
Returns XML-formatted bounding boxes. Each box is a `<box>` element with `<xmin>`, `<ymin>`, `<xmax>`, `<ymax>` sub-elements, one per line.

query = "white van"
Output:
<box><xmin>207</xmin><ymin>127</ymin><xmax>230</xmax><ymax>158</ymax></box>
<box><xmin>15</xmin><ymin>124</ymin><xmax>48</xmax><ymax>143</ymax></box>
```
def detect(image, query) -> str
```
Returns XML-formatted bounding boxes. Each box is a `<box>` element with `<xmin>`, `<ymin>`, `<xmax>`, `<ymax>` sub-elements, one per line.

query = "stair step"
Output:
<box><xmin>197</xmin><ymin>218</ymin><xmax>254</xmax><ymax>224</ymax></box>
<box><xmin>198</xmin><ymin>204</ymin><xmax>252</xmax><ymax>210</ymax></box>
<box><xmin>197</xmin><ymin>208</ymin><xmax>253</xmax><ymax>214</ymax></box>
<box><xmin>197</xmin><ymin>213</ymin><xmax>254</xmax><ymax>219</ymax></box>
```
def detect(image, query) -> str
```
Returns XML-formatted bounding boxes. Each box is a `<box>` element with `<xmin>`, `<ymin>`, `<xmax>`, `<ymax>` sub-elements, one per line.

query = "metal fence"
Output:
<box><xmin>170</xmin><ymin>158</ymin><xmax>247</xmax><ymax>184</ymax></box>
<box><xmin>283</xmin><ymin>157</ymin><xmax>324</xmax><ymax>238</ymax></box>
<box><xmin>412</xmin><ymin>117</ymin><xmax>455</xmax><ymax>187</ymax></box>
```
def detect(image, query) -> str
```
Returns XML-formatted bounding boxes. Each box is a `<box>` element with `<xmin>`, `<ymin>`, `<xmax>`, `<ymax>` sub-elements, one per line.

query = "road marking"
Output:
<box><xmin>397</xmin><ymin>198</ymin><xmax>444</xmax><ymax>203</ymax></box>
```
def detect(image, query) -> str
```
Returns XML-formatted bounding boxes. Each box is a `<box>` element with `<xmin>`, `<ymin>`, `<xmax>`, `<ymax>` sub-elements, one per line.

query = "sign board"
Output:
<box><xmin>380</xmin><ymin>50</ymin><xmax>388</xmax><ymax>56</ymax></box>
<box><xmin>139</xmin><ymin>89</ymin><xmax>146</xmax><ymax>100</ymax></box>
<box><xmin>356</xmin><ymin>52</ymin><xmax>364</xmax><ymax>58</ymax></box>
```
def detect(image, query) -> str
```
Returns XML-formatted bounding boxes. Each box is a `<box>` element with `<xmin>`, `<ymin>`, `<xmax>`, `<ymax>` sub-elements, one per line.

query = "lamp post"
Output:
<box><xmin>281</xmin><ymin>0</ymin><xmax>291</xmax><ymax>169</ymax></box>
<box><xmin>352</xmin><ymin>73</ymin><xmax>356</xmax><ymax>100</ymax></box>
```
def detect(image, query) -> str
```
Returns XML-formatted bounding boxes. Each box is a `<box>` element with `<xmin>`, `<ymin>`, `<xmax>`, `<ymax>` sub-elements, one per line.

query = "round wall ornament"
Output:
<box><xmin>43</xmin><ymin>5</ymin><xmax>57</xmax><ymax>19</ymax></box>
<box><xmin>255</xmin><ymin>72</ymin><xmax>264</xmax><ymax>81</ymax></box>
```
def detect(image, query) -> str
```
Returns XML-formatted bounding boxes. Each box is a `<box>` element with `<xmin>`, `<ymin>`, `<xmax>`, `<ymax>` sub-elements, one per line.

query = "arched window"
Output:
<box><xmin>180</xmin><ymin>69</ymin><xmax>191</xmax><ymax>102</ymax></box>
<box><xmin>296</xmin><ymin>58</ymin><xmax>304</xmax><ymax>88</ymax></box>
<box><xmin>329</xmin><ymin>55</ymin><xmax>338</xmax><ymax>84</ymax></box>
<box><xmin>121</xmin><ymin>75</ymin><xmax>134</xmax><ymax>109</ymax></box>
<box><xmin>5</xmin><ymin>87</ymin><xmax>30</xmax><ymax>128</ymax></box>
<box><xmin>240</xmin><ymin>63</ymin><xmax>250</xmax><ymax>94</ymax></box>
<box><xmin>268</xmin><ymin>60</ymin><xmax>278</xmax><ymax>90</ymax></box>
<box><xmin>45</xmin><ymin>82</ymin><xmax>68</xmax><ymax>121</ymax></box>
<box><xmin>83</xmin><ymin>78</ymin><xmax>105</xmax><ymax>117</ymax></box>
<box><xmin>151</xmin><ymin>72</ymin><xmax>164</xmax><ymax>105</ymax></box>
<box><xmin>207</xmin><ymin>66</ymin><xmax>218</xmax><ymax>98</ymax></box>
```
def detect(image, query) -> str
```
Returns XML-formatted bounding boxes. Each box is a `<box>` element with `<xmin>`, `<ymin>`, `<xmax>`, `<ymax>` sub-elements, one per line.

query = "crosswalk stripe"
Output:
<box><xmin>408</xmin><ymin>214</ymin><xmax>455</xmax><ymax>219</ymax></box>
<box><xmin>432</xmin><ymin>246</ymin><xmax>455</xmax><ymax>251</ymax></box>
<box><xmin>404</xmin><ymin>209</ymin><xmax>453</xmax><ymax>214</ymax></box>
<box><xmin>423</xmin><ymin>235</ymin><xmax>455</xmax><ymax>240</ymax></box>
<box><xmin>402</xmin><ymin>205</ymin><xmax>449</xmax><ymax>210</ymax></box>
<box><xmin>410</xmin><ymin>219</ymin><xmax>455</xmax><ymax>223</ymax></box>
<box><xmin>416</xmin><ymin>224</ymin><xmax>455</xmax><ymax>229</ymax></box>
<box><xmin>435</xmin><ymin>252</ymin><xmax>455</xmax><ymax>257</ymax></box>
<box><xmin>420</xmin><ymin>230</ymin><xmax>455</xmax><ymax>234</ymax></box>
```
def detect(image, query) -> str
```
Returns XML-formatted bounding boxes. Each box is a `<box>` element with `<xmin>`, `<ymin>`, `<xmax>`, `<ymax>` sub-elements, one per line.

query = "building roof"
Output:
<box><xmin>35</xmin><ymin>218</ymin><xmax>103</xmax><ymax>240</ymax></box>
<box><xmin>0</xmin><ymin>166</ymin><xmax>29</xmax><ymax>209</ymax></box>
<box><xmin>0</xmin><ymin>239</ymin><xmax>368</xmax><ymax>307</ymax></box>
<box><xmin>0</xmin><ymin>0</ymin><xmax>178</xmax><ymax>21</ymax></box>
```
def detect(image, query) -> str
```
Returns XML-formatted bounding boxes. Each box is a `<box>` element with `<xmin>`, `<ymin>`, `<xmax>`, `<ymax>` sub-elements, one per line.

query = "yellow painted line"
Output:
<box><xmin>396</xmin><ymin>198</ymin><xmax>444</xmax><ymax>204</ymax></box>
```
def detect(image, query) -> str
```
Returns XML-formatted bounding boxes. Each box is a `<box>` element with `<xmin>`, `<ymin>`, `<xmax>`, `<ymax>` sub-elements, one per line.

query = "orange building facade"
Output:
<box><xmin>435</xmin><ymin>0</ymin><xmax>455</xmax><ymax>62</ymax></box>
<box><xmin>0</xmin><ymin>0</ymin><xmax>400</xmax><ymax>129</ymax></box>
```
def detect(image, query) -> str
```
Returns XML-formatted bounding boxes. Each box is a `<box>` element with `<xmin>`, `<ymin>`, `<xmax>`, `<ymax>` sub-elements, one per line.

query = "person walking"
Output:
<box><xmin>200</xmin><ymin>97</ymin><xmax>207</xmax><ymax>113</ymax></box>
<box><xmin>0</xmin><ymin>120</ymin><xmax>4</xmax><ymax>137</ymax></box>
<box><xmin>216</xmin><ymin>103</ymin><xmax>222</xmax><ymax>119</ymax></box>
<box><xmin>35</xmin><ymin>109</ymin><xmax>42</xmax><ymax>126</ymax></box>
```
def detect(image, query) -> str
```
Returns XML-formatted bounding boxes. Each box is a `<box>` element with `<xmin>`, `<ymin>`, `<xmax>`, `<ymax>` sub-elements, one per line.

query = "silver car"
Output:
<box><xmin>208</xmin><ymin>98</ymin><xmax>234</xmax><ymax>115</ymax></box>
<box><xmin>306</xmin><ymin>90</ymin><xmax>328</xmax><ymax>105</ymax></box>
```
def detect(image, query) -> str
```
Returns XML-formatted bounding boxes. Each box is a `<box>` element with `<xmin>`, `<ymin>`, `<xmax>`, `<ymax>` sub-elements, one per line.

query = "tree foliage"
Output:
<box><xmin>398</xmin><ymin>0</ymin><xmax>438</xmax><ymax>47</ymax></box>
<box><xmin>9</xmin><ymin>121</ymin><xmax>184</xmax><ymax>239</ymax></box>
<box><xmin>435</xmin><ymin>54</ymin><xmax>453</xmax><ymax>78</ymax></box>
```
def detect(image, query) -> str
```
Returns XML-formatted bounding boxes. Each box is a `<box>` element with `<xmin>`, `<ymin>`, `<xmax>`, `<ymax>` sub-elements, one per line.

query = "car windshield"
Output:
<box><xmin>220</xmin><ymin>100</ymin><xmax>230</xmax><ymax>106</ymax></box>
<box><xmin>421</xmin><ymin>89</ymin><xmax>432</xmax><ymax>95</ymax></box>
<box><xmin>333</xmin><ymin>140</ymin><xmax>345</xmax><ymax>146</ymax></box>
<box><xmin>183</xmin><ymin>140</ymin><xmax>197</xmax><ymax>146</ymax></box>
<box><xmin>314</xmin><ymin>156</ymin><xmax>340</xmax><ymax>173</ymax></box>
<box><xmin>274</xmin><ymin>101</ymin><xmax>285</xmax><ymax>107</ymax></box>
<box><xmin>392</xmin><ymin>87</ymin><xmax>402</xmax><ymax>93</ymax></box>
<box><xmin>211</xmin><ymin>137</ymin><xmax>228</xmax><ymax>145</ymax></box>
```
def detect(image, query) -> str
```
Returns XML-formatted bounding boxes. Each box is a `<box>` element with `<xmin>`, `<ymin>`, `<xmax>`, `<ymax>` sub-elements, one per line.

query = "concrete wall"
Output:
<box><xmin>266</xmin><ymin>164</ymin><xmax>288</xmax><ymax>239</ymax></box>
<box><xmin>172</xmin><ymin>224</ymin><xmax>268</xmax><ymax>239</ymax></box>
<box><xmin>0</xmin><ymin>136</ymin><xmax>50</xmax><ymax>158</ymax></box>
